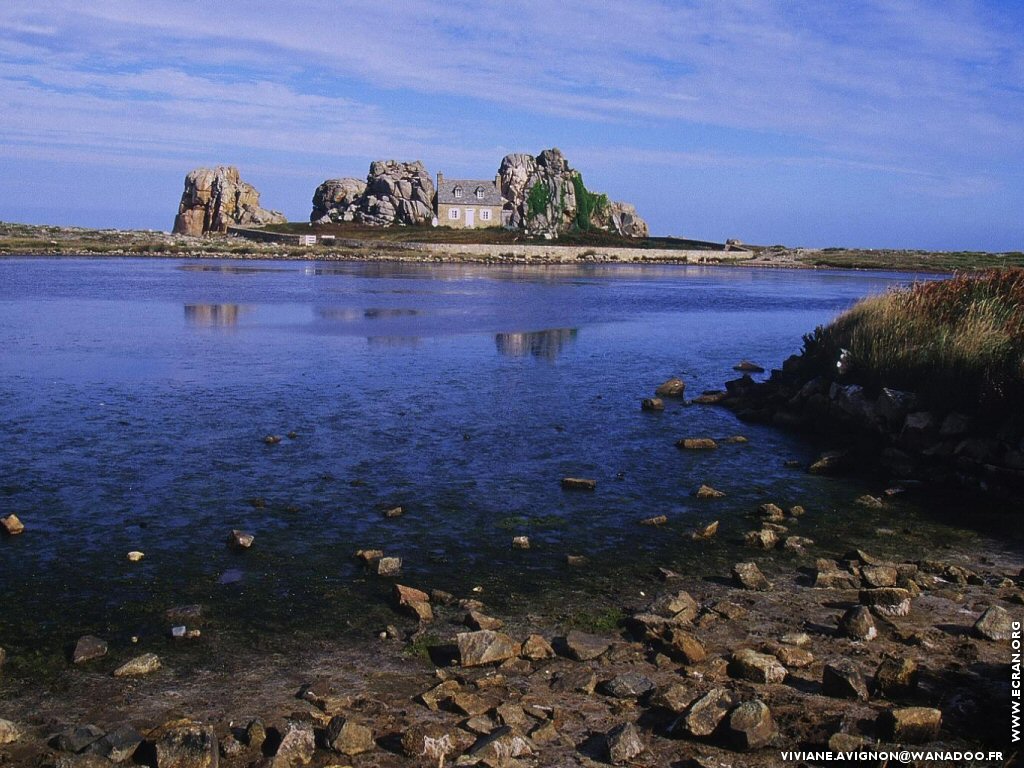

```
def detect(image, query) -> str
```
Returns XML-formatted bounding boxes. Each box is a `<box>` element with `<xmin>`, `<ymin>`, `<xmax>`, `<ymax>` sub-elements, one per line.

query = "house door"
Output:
<box><xmin>465</xmin><ymin>208</ymin><xmax>475</xmax><ymax>227</ymax></box>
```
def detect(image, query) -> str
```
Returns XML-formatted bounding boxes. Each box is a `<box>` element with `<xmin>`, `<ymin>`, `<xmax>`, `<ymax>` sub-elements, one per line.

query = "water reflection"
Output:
<box><xmin>367</xmin><ymin>336</ymin><xmax>421</xmax><ymax>348</ymax></box>
<box><xmin>184</xmin><ymin>304</ymin><xmax>244</xmax><ymax>327</ymax></box>
<box><xmin>316</xmin><ymin>307</ymin><xmax>420</xmax><ymax>321</ymax></box>
<box><xmin>495</xmin><ymin>328</ymin><xmax>578</xmax><ymax>360</ymax></box>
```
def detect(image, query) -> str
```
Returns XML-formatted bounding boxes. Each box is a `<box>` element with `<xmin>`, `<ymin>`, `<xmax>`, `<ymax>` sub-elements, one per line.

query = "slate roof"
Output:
<box><xmin>437</xmin><ymin>178</ymin><xmax>503</xmax><ymax>206</ymax></box>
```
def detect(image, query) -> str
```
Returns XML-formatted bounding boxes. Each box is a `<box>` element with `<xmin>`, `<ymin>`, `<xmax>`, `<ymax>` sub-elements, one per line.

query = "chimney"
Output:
<box><xmin>437</xmin><ymin>172</ymin><xmax>444</xmax><ymax>189</ymax></box>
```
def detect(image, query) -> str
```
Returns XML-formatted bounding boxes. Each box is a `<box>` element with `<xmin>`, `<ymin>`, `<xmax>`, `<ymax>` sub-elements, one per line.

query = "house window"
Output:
<box><xmin>475</xmin><ymin>187</ymin><xmax>485</xmax><ymax>200</ymax></box>
<box><xmin>480</xmin><ymin>209</ymin><xmax>492</xmax><ymax>221</ymax></box>
<box><xmin>449</xmin><ymin>208</ymin><xmax>459</xmax><ymax>220</ymax></box>
<box><xmin>453</xmin><ymin>186</ymin><xmax>463</xmax><ymax>198</ymax></box>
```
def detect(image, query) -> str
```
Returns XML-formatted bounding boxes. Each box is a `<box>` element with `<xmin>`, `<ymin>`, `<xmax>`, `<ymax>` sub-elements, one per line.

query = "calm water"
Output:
<box><xmin>0</xmin><ymin>258</ymin><xmax>1008</xmax><ymax>661</ymax></box>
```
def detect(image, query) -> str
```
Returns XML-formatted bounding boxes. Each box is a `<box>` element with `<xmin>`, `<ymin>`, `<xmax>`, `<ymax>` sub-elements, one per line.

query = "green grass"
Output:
<box><xmin>793</xmin><ymin>248</ymin><xmax>1024</xmax><ymax>272</ymax></box>
<box><xmin>564</xmin><ymin>607</ymin><xmax>625</xmax><ymax>633</ymax></box>
<box><xmin>802</xmin><ymin>269</ymin><xmax>1024</xmax><ymax>415</ymax></box>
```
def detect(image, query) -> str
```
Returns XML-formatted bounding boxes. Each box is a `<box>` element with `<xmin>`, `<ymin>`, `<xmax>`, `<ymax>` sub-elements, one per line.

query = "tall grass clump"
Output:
<box><xmin>802</xmin><ymin>269</ymin><xmax>1024</xmax><ymax>414</ymax></box>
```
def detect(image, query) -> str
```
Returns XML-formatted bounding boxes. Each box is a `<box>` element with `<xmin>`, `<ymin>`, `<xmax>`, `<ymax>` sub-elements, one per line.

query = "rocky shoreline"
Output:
<box><xmin>0</xmin><ymin>527</ymin><xmax>1018</xmax><ymax>767</ymax></box>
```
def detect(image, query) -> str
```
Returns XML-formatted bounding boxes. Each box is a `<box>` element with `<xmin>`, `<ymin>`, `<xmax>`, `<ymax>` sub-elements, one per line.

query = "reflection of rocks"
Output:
<box><xmin>495</xmin><ymin>328</ymin><xmax>577</xmax><ymax>360</ymax></box>
<box><xmin>367</xmin><ymin>336</ymin><xmax>421</xmax><ymax>348</ymax></box>
<box><xmin>184</xmin><ymin>304</ymin><xmax>242</xmax><ymax>327</ymax></box>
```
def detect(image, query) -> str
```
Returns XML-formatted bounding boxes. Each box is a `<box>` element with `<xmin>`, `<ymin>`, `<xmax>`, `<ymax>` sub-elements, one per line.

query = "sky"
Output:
<box><xmin>0</xmin><ymin>1</ymin><xmax>1022</xmax><ymax>250</ymax></box>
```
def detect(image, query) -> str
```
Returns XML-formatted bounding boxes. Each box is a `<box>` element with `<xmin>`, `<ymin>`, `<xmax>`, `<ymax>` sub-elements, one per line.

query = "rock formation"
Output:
<box><xmin>497</xmin><ymin>148</ymin><xmax>648</xmax><ymax>238</ymax></box>
<box><xmin>311</xmin><ymin>160</ymin><xmax>434</xmax><ymax>226</ymax></box>
<box><xmin>172</xmin><ymin>166</ymin><xmax>285</xmax><ymax>236</ymax></box>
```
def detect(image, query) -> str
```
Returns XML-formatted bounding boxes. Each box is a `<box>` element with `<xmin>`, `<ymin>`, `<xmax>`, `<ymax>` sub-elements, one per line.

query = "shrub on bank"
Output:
<box><xmin>801</xmin><ymin>269</ymin><xmax>1024</xmax><ymax>416</ymax></box>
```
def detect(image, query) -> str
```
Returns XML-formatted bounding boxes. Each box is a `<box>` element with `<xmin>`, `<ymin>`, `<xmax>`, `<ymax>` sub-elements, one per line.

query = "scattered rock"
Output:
<box><xmin>666</xmin><ymin>629</ymin><xmax>707</xmax><ymax>664</ymax></box>
<box><xmin>726</xmin><ymin>700</ymin><xmax>776</xmax><ymax>750</ymax></box>
<box><xmin>113</xmin><ymin>652</ymin><xmax>161</xmax><ymax>677</ymax></box>
<box><xmin>0</xmin><ymin>718</ymin><xmax>22</xmax><ymax>745</ymax></box>
<box><xmin>729</xmin><ymin>649</ymin><xmax>787</xmax><ymax>684</ymax></box>
<box><xmin>874</xmin><ymin>656</ymin><xmax>919</xmax><ymax>697</ymax></box>
<box><xmin>274</xmin><ymin>722</ymin><xmax>315</xmax><ymax>766</ymax></box>
<box><xmin>1</xmin><ymin>514</ymin><xmax>24</xmax><ymax>535</ymax></box>
<box><xmin>245</xmin><ymin>719</ymin><xmax>266</xmax><ymax>750</ymax></box>
<box><xmin>745</xmin><ymin>528</ymin><xmax>779</xmax><ymax>550</ymax></box>
<box><xmin>467</xmin><ymin>725</ymin><xmax>534</xmax><ymax>764</ymax></box>
<box><xmin>854</xmin><ymin>494</ymin><xmax>884</xmax><ymax>508</ymax></box>
<box><xmin>641</xmin><ymin>398</ymin><xmax>665</xmax><ymax>412</ymax></box>
<box><xmin>880</xmin><ymin>707</ymin><xmax>942</xmax><ymax>743</ymax></box>
<box><xmin>603</xmin><ymin>672</ymin><xmax>656</xmax><ymax>699</ymax></box>
<box><xmin>382</xmin><ymin>506</ymin><xmax>404</xmax><ymax>519</ymax></box>
<box><xmin>324</xmin><ymin>716</ymin><xmax>374</xmax><ymax>756</ymax></box>
<box><xmin>520</xmin><ymin>634</ymin><xmax>554</xmax><ymax>660</ymax></box>
<box><xmin>692</xmin><ymin>391</ymin><xmax>727</xmax><ymax>405</ymax></box>
<box><xmin>52</xmin><ymin>724</ymin><xmax>105</xmax><ymax>752</ymax></box>
<box><xmin>676</xmin><ymin>438</ymin><xmax>718</xmax><ymax>450</ymax></box>
<box><xmin>861</xmin><ymin>565</ymin><xmax>898</xmax><ymax>588</ymax></box>
<box><xmin>228</xmin><ymin>529</ymin><xmax>254</xmax><ymax>549</ymax></box>
<box><xmin>604</xmin><ymin>722</ymin><xmax>644</xmax><ymax>764</ymax></box>
<box><xmin>565</xmin><ymin>554</ymin><xmax>587</xmax><ymax>566</ymax></box>
<box><xmin>780</xmin><ymin>632</ymin><xmax>810</xmax><ymax>646</ymax></box>
<box><xmin>973</xmin><ymin>605</ymin><xmax>1013</xmax><ymax>641</ymax></box>
<box><xmin>666</xmin><ymin>590</ymin><xmax>700</xmax><ymax>621</ymax></box>
<box><xmin>860</xmin><ymin>587</ymin><xmax>912</xmax><ymax>617</ymax></box>
<box><xmin>376</xmin><ymin>557</ymin><xmax>402</xmax><ymax>577</ymax></box>
<box><xmin>511</xmin><ymin>535</ymin><xmax>530</xmax><ymax>550</ymax></box>
<box><xmin>401</xmin><ymin>724</ymin><xmax>472</xmax><ymax>763</ymax></box>
<box><xmin>354</xmin><ymin>549</ymin><xmax>383</xmax><ymax>563</ymax></box>
<box><xmin>126</xmin><ymin>550</ymin><xmax>144</xmax><ymax>562</ymax></box>
<box><xmin>155</xmin><ymin>723</ymin><xmax>218</xmax><ymax>768</ymax></box>
<box><xmin>808</xmin><ymin>450</ymin><xmax>848</xmax><ymax>474</ymax></box>
<box><xmin>564</xmin><ymin>630</ymin><xmax>611</xmax><ymax>661</ymax></box>
<box><xmin>781</xmin><ymin>535</ymin><xmax>814</xmax><ymax>552</ymax></box>
<box><xmin>561</xmin><ymin>477</ymin><xmax>596</xmax><ymax>491</ymax></box>
<box><xmin>640</xmin><ymin>514</ymin><xmax>668</xmax><ymax>526</ymax></box>
<box><xmin>756</xmin><ymin>503</ymin><xmax>785</xmax><ymax>522</ymax></box>
<box><xmin>655</xmin><ymin>378</ymin><xmax>686</xmax><ymax>397</ymax></box>
<box><xmin>682</xmin><ymin>688</ymin><xmax>737</xmax><ymax>737</ymax></box>
<box><xmin>90</xmin><ymin>724</ymin><xmax>142</xmax><ymax>763</ymax></box>
<box><xmin>263</xmin><ymin>434</ymin><xmax>282</xmax><ymax>445</ymax></box>
<box><xmin>73</xmin><ymin>635</ymin><xmax>108</xmax><ymax>664</ymax></box>
<box><xmin>732</xmin><ymin>562</ymin><xmax>770</xmax><ymax>591</ymax></box>
<box><xmin>822</xmin><ymin>660</ymin><xmax>869</xmax><ymax>700</ymax></box>
<box><xmin>839</xmin><ymin>606</ymin><xmax>878</xmax><ymax>641</ymax></box>
<box><xmin>458</xmin><ymin>630</ymin><xmax>520</xmax><ymax>667</ymax></box>
<box><xmin>551</xmin><ymin>667</ymin><xmax>598</xmax><ymax>694</ymax></box>
<box><xmin>465</xmin><ymin>610</ymin><xmax>503</xmax><ymax>631</ymax></box>
<box><xmin>649</xmin><ymin>683</ymin><xmax>698</xmax><ymax>714</ymax></box>
<box><xmin>775</xmin><ymin>646</ymin><xmax>814</xmax><ymax>668</ymax></box>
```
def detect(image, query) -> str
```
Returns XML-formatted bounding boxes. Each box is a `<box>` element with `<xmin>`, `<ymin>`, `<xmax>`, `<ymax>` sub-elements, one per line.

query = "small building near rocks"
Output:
<box><xmin>435</xmin><ymin>173</ymin><xmax>503</xmax><ymax>229</ymax></box>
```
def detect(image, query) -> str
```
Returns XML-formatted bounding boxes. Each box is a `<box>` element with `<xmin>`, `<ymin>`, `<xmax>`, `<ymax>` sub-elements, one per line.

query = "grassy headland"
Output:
<box><xmin>801</xmin><ymin>269</ymin><xmax>1024</xmax><ymax>415</ymax></box>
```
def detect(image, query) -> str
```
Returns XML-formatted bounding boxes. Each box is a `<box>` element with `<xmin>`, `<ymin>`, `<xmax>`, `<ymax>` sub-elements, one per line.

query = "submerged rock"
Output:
<box><xmin>655</xmin><ymin>378</ymin><xmax>686</xmax><ymax>397</ymax></box>
<box><xmin>228</xmin><ymin>530</ymin><xmax>254</xmax><ymax>549</ymax></box>
<box><xmin>561</xmin><ymin>477</ymin><xmax>596</xmax><ymax>491</ymax></box>
<box><xmin>1</xmin><ymin>514</ymin><xmax>24</xmax><ymax>535</ymax></box>
<box><xmin>690</xmin><ymin>520</ymin><xmax>720</xmax><ymax>540</ymax></box>
<box><xmin>676</xmin><ymin>438</ymin><xmax>718</xmax><ymax>450</ymax></box>
<box><xmin>694</xmin><ymin>485</ymin><xmax>726</xmax><ymax>499</ymax></box>
<box><xmin>641</xmin><ymin>397</ymin><xmax>664</xmax><ymax>411</ymax></box>
<box><xmin>376</xmin><ymin>556</ymin><xmax>402</xmax><ymax>576</ymax></box>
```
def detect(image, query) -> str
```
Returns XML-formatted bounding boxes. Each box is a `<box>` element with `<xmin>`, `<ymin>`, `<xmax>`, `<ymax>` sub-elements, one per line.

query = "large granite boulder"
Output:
<box><xmin>497</xmin><ymin>147</ymin><xmax>647</xmax><ymax>238</ymax></box>
<box><xmin>310</xmin><ymin>177</ymin><xmax>366</xmax><ymax>223</ymax></box>
<box><xmin>172</xmin><ymin>166</ymin><xmax>285</xmax><ymax>235</ymax></box>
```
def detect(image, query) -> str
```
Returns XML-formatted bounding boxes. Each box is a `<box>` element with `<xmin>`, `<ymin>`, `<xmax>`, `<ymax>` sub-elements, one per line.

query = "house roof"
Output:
<box><xmin>437</xmin><ymin>178</ymin><xmax>503</xmax><ymax>206</ymax></box>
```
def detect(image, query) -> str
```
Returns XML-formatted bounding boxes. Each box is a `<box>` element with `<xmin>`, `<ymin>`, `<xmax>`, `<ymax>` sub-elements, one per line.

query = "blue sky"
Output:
<box><xmin>1</xmin><ymin>1</ymin><xmax>1022</xmax><ymax>249</ymax></box>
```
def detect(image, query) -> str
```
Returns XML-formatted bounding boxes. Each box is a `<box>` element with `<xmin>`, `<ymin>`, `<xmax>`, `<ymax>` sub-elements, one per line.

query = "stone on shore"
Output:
<box><xmin>874</xmin><ymin>656</ymin><xmax>919</xmax><ymax>697</ymax></box>
<box><xmin>676</xmin><ymin>438</ymin><xmax>718</xmax><ymax>450</ymax></box>
<box><xmin>839</xmin><ymin>606</ymin><xmax>878</xmax><ymax>641</ymax></box>
<box><xmin>228</xmin><ymin>530</ymin><xmax>254</xmax><ymax>549</ymax></box>
<box><xmin>745</xmin><ymin>528</ymin><xmax>779</xmax><ymax>550</ymax></box>
<box><xmin>401</xmin><ymin>724</ymin><xmax>472</xmax><ymax>763</ymax></box>
<box><xmin>667</xmin><ymin>629</ymin><xmax>706</xmax><ymax>664</ymax></box>
<box><xmin>682</xmin><ymin>688</ymin><xmax>737</xmax><ymax>737</ymax></box>
<box><xmin>823</xmin><ymin>660</ymin><xmax>869</xmax><ymax>700</ymax></box>
<box><xmin>734</xmin><ymin>360</ymin><xmax>765</xmax><ymax>372</ymax></box>
<box><xmin>173</xmin><ymin>165</ymin><xmax>285</xmax><ymax>235</ymax></box>
<box><xmin>756</xmin><ymin>503</ymin><xmax>785</xmax><ymax>522</ymax></box>
<box><xmin>376</xmin><ymin>556</ymin><xmax>402</xmax><ymax>577</ymax></box>
<box><xmin>1</xmin><ymin>514</ymin><xmax>24</xmax><ymax>535</ymax></box>
<box><xmin>468</xmin><ymin>726</ymin><xmax>534</xmax><ymax>764</ymax></box>
<box><xmin>155</xmin><ymin>723</ymin><xmax>218</xmax><ymax>768</ymax></box>
<box><xmin>655</xmin><ymin>378</ymin><xmax>686</xmax><ymax>397</ymax></box>
<box><xmin>564</xmin><ymin>630</ymin><xmax>611</xmax><ymax>661</ymax></box>
<box><xmin>465</xmin><ymin>610</ymin><xmax>503</xmax><ymax>631</ymax></box>
<box><xmin>641</xmin><ymin>397</ymin><xmax>664</xmax><ymax>411</ymax></box>
<box><xmin>728</xmin><ymin>649</ymin><xmax>787</xmax><ymax>684</ymax></box>
<box><xmin>52</xmin><ymin>724</ymin><xmax>105</xmax><ymax>752</ymax></box>
<box><xmin>860</xmin><ymin>587</ymin><xmax>911</xmax><ymax>617</ymax></box>
<box><xmin>775</xmin><ymin>645</ymin><xmax>814</xmax><ymax>668</ymax></box>
<box><xmin>880</xmin><ymin>707</ymin><xmax>942</xmax><ymax>743</ymax></box>
<box><xmin>732</xmin><ymin>562</ymin><xmax>770</xmax><ymax>591</ymax></box>
<box><xmin>726</xmin><ymin>700</ymin><xmax>776</xmax><ymax>750</ymax></box>
<box><xmin>273</xmin><ymin>722</ymin><xmax>315</xmax><ymax>765</ymax></box>
<box><xmin>603</xmin><ymin>672</ymin><xmax>656</xmax><ymax>699</ymax></box>
<box><xmin>649</xmin><ymin>683</ymin><xmax>698</xmax><ymax>714</ymax></box>
<box><xmin>73</xmin><ymin>635</ymin><xmax>108</xmax><ymax>664</ymax></box>
<box><xmin>861</xmin><ymin>565</ymin><xmax>898</xmax><ymax>588</ymax></box>
<box><xmin>458</xmin><ymin>630</ymin><xmax>520</xmax><ymax>667</ymax></box>
<box><xmin>973</xmin><ymin>605</ymin><xmax>1014</xmax><ymax>641</ymax></box>
<box><xmin>561</xmin><ymin>477</ymin><xmax>596</xmax><ymax>491</ymax></box>
<box><xmin>521</xmin><ymin>633</ymin><xmax>554</xmax><ymax>660</ymax></box>
<box><xmin>113</xmin><ymin>653</ymin><xmax>161</xmax><ymax>677</ymax></box>
<box><xmin>90</xmin><ymin>724</ymin><xmax>142</xmax><ymax>762</ymax></box>
<box><xmin>325</xmin><ymin>716</ymin><xmax>375</xmax><ymax>756</ymax></box>
<box><xmin>604</xmin><ymin>722</ymin><xmax>644</xmax><ymax>764</ymax></box>
<box><xmin>0</xmin><ymin>718</ymin><xmax>22</xmax><ymax>745</ymax></box>
<box><xmin>666</xmin><ymin>590</ymin><xmax>699</xmax><ymax>621</ymax></box>
<box><xmin>393</xmin><ymin>584</ymin><xmax>433</xmax><ymax>622</ymax></box>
